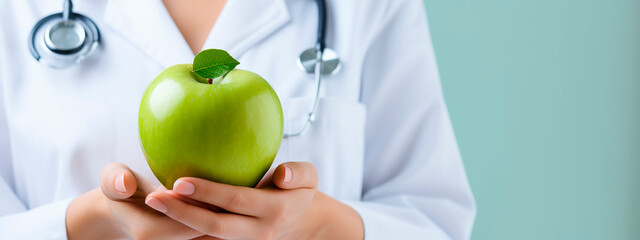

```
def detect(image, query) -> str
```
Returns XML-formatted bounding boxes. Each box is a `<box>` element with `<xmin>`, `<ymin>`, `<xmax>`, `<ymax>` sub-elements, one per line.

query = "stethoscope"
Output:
<box><xmin>29</xmin><ymin>0</ymin><xmax>340</xmax><ymax>138</ymax></box>
<box><xmin>28</xmin><ymin>0</ymin><xmax>100</xmax><ymax>68</ymax></box>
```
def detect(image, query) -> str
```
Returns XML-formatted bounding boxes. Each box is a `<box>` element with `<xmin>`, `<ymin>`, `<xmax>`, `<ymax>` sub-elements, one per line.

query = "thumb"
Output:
<box><xmin>273</xmin><ymin>161</ymin><xmax>318</xmax><ymax>190</ymax></box>
<box><xmin>99</xmin><ymin>162</ymin><xmax>152</xmax><ymax>200</ymax></box>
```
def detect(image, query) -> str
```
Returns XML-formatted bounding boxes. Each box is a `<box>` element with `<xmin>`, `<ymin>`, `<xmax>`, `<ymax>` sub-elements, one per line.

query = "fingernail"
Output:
<box><xmin>283</xmin><ymin>166</ymin><xmax>292</xmax><ymax>183</ymax></box>
<box><xmin>115</xmin><ymin>172</ymin><xmax>126</xmax><ymax>193</ymax></box>
<box><xmin>145</xmin><ymin>197</ymin><xmax>168</xmax><ymax>213</ymax></box>
<box><xmin>173</xmin><ymin>179</ymin><xmax>195</xmax><ymax>195</ymax></box>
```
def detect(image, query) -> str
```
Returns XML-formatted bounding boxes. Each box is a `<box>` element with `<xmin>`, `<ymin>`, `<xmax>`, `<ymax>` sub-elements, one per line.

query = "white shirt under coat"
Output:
<box><xmin>0</xmin><ymin>0</ymin><xmax>476</xmax><ymax>239</ymax></box>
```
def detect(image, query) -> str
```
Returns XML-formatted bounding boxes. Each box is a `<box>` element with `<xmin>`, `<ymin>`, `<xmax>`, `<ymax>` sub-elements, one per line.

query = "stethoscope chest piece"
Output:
<box><xmin>297</xmin><ymin>47</ymin><xmax>341</xmax><ymax>76</ymax></box>
<box><xmin>29</xmin><ymin>0</ymin><xmax>100</xmax><ymax>68</ymax></box>
<box><xmin>45</xmin><ymin>20</ymin><xmax>86</xmax><ymax>54</ymax></box>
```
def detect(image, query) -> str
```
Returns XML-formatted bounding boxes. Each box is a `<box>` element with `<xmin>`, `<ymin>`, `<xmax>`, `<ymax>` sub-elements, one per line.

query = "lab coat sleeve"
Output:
<box><xmin>341</xmin><ymin>1</ymin><xmax>476</xmax><ymax>239</ymax></box>
<box><xmin>0</xmin><ymin>56</ymin><xmax>72</xmax><ymax>240</ymax></box>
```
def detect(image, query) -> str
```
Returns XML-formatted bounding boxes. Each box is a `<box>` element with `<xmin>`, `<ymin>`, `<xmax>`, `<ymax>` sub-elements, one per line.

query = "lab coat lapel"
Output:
<box><xmin>102</xmin><ymin>0</ymin><xmax>194</xmax><ymax>68</ymax></box>
<box><xmin>202</xmin><ymin>0</ymin><xmax>291</xmax><ymax>58</ymax></box>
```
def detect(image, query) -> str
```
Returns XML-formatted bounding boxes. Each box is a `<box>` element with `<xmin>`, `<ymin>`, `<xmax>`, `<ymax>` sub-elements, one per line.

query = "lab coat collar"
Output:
<box><xmin>103</xmin><ymin>0</ymin><xmax>291</xmax><ymax>68</ymax></box>
<box><xmin>202</xmin><ymin>0</ymin><xmax>291</xmax><ymax>58</ymax></box>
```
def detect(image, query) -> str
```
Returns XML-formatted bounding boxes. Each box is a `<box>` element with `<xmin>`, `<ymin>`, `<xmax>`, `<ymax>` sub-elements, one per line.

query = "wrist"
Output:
<box><xmin>312</xmin><ymin>192</ymin><xmax>364</xmax><ymax>240</ymax></box>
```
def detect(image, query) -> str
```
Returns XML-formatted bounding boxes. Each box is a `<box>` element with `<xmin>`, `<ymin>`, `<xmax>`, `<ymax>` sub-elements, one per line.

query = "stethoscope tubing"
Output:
<box><xmin>282</xmin><ymin>0</ymin><xmax>330</xmax><ymax>138</ymax></box>
<box><xmin>315</xmin><ymin>0</ymin><xmax>327</xmax><ymax>52</ymax></box>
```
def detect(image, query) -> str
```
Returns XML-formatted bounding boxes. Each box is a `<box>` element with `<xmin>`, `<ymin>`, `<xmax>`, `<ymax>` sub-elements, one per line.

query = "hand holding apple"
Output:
<box><xmin>138</xmin><ymin>49</ymin><xmax>363</xmax><ymax>240</ymax></box>
<box><xmin>138</xmin><ymin>49</ymin><xmax>283</xmax><ymax>189</ymax></box>
<box><xmin>144</xmin><ymin>161</ymin><xmax>364</xmax><ymax>240</ymax></box>
<box><xmin>66</xmin><ymin>162</ymin><xmax>208</xmax><ymax>240</ymax></box>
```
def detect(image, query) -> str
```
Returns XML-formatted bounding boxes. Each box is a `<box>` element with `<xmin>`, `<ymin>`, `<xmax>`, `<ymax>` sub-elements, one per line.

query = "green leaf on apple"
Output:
<box><xmin>192</xmin><ymin>49</ymin><xmax>240</xmax><ymax>81</ymax></box>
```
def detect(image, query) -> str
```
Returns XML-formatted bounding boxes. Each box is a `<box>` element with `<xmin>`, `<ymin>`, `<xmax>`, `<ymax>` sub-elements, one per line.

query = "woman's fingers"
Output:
<box><xmin>100</xmin><ymin>162</ymin><xmax>137</xmax><ymax>200</ymax></box>
<box><xmin>167</xmin><ymin>161</ymin><xmax>318</xmax><ymax>217</ymax></box>
<box><xmin>272</xmin><ymin>161</ymin><xmax>318</xmax><ymax>190</ymax></box>
<box><xmin>165</xmin><ymin>190</ymin><xmax>224</xmax><ymax>212</ymax></box>
<box><xmin>254</xmin><ymin>167</ymin><xmax>276</xmax><ymax>189</ymax></box>
<box><xmin>99</xmin><ymin>162</ymin><xmax>155</xmax><ymax>200</ymax></box>
<box><xmin>172</xmin><ymin>177</ymin><xmax>275</xmax><ymax>216</ymax></box>
<box><xmin>146</xmin><ymin>192</ymin><xmax>260</xmax><ymax>239</ymax></box>
<box><xmin>112</xmin><ymin>201</ymin><xmax>205</xmax><ymax>240</ymax></box>
<box><xmin>190</xmin><ymin>236</ymin><xmax>224</xmax><ymax>240</ymax></box>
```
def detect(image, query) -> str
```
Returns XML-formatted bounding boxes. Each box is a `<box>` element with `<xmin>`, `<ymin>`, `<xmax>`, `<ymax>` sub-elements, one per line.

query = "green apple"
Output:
<box><xmin>138</xmin><ymin>61</ymin><xmax>283</xmax><ymax>189</ymax></box>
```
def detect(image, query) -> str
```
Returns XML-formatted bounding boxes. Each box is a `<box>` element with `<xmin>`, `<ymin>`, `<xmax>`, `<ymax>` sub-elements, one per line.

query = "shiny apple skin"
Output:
<box><xmin>139</xmin><ymin>64</ymin><xmax>283</xmax><ymax>189</ymax></box>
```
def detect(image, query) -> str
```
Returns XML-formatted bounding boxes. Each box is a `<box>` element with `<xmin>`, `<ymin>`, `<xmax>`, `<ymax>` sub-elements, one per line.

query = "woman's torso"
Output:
<box><xmin>0</xmin><ymin>0</ymin><xmax>380</xmax><ymax>209</ymax></box>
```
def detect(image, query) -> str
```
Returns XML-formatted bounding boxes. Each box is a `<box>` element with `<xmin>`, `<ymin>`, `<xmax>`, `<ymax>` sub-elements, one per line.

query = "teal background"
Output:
<box><xmin>422</xmin><ymin>0</ymin><xmax>640</xmax><ymax>239</ymax></box>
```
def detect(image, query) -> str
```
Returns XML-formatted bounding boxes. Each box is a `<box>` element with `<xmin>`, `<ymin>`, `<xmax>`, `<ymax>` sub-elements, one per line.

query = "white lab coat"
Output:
<box><xmin>0</xmin><ymin>0</ymin><xmax>476</xmax><ymax>239</ymax></box>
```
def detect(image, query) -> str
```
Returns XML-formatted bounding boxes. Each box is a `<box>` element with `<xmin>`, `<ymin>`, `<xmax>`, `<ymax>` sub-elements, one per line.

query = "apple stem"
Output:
<box><xmin>192</xmin><ymin>71</ymin><xmax>225</xmax><ymax>85</ymax></box>
<box><xmin>209</xmin><ymin>76</ymin><xmax>225</xmax><ymax>85</ymax></box>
